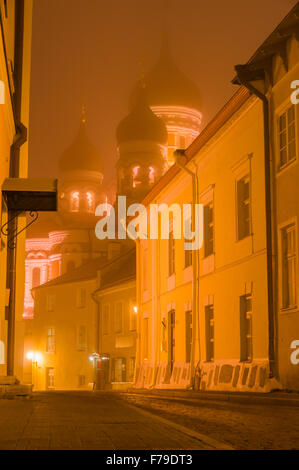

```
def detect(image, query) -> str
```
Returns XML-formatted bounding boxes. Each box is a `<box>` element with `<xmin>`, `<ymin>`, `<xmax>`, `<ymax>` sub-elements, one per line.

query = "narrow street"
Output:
<box><xmin>0</xmin><ymin>391</ymin><xmax>229</xmax><ymax>450</ymax></box>
<box><xmin>0</xmin><ymin>391</ymin><xmax>298</xmax><ymax>450</ymax></box>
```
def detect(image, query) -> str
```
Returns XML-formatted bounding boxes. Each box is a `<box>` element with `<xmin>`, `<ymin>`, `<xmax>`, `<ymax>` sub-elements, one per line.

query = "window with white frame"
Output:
<box><xmin>204</xmin><ymin>201</ymin><xmax>214</xmax><ymax>257</ymax></box>
<box><xmin>240</xmin><ymin>294</ymin><xmax>252</xmax><ymax>362</ymax></box>
<box><xmin>278</xmin><ymin>105</ymin><xmax>296</xmax><ymax>169</ymax></box>
<box><xmin>103</xmin><ymin>304</ymin><xmax>110</xmax><ymax>335</ymax></box>
<box><xmin>237</xmin><ymin>174</ymin><xmax>251</xmax><ymax>240</ymax></box>
<box><xmin>281</xmin><ymin>224</ymin><xmax>297</xmax><ymax>309</ymax></box>
<box><xmin>115</xmin><ymin>302</ymin><xmax>123</xmax><ymax>333</ymax></box>
<box><xmin>46</xmin><ymin>328</ymin><xmax>55</xmax><ymax>353</ymax></box>
<box><xmin>185</xmin><ymin>311</ymin><xmax>192</xmax><ymax>363</ymax></box>
<box><xmin>205</xmin><ymin>304</ymin><xmax>214</xmax><ymax>362</ymax></box>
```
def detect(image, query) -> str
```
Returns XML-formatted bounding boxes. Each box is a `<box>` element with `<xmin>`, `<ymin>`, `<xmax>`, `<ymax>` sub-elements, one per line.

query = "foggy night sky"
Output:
<box><xmin>28</xmin><ymin>0</ymin><xmax>297</xmax><ymax>185</ymax></box>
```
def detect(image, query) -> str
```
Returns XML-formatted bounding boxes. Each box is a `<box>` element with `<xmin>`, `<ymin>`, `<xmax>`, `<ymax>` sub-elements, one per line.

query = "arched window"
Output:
<box><xmin>70</xmin><ymin>191</ymin><xmax>80</xmax><ymax>212</ymax></box>
<box><xmin>86</xmin><ymin>191</ymin><xmax>95</xmax><ymax>212</ymax></box>
<box><xmin>132</xmin><ymin>166</ymin><xmax>141</xmax><ymax>188</ymax></box>
<box><xmin>32</xmin><ymin>267</ymin><xmax>41</xmax><ymax>289</ymax></box>
<box><xmin>149</xmin><ymin>166</ymin><xmax>156</xmax><ymax>185</ymax></box>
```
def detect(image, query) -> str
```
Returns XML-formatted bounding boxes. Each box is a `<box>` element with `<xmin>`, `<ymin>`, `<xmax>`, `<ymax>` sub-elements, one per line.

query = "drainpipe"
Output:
<box><xmin>174</xmin><ymin>150</ymin><xmax>199</xmax><ymax>389</ymax></box>
<box><xmin>234</xmin><ymin>66</ymin><xmax>276</xmax><ymax>378</ymax></box>
<box><xmin>5</xmin><ymin>0</ymin><xmax>26</xmax><ymax>377</ymax></box>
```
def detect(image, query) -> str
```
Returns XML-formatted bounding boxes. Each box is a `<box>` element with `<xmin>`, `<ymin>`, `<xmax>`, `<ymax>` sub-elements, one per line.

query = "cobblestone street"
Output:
<box><xmin>0</xmin><ymin>392</ymin><xmax>229</xmax><ymax>450</ymax></box>
<box><xmin>0</xmin><ymin>391</ymin><xmax>298</xmax><ymax>450</ymax></box>
<box><xmin>122</xmin><ymin>392</ymin><xmax>299</xmax><ymax>450</ymax></box>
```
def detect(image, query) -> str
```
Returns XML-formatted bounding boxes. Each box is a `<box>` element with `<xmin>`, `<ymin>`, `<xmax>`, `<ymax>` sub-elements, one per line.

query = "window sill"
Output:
<box><xmin>276</xmin><ymin>157</ymin><xmax>297</xmax><ymax>177</ymax></box>
<box><xmin>280</xmin><ymin>306</ymin><xmax>298</xmax><ymax>314</ymax></box>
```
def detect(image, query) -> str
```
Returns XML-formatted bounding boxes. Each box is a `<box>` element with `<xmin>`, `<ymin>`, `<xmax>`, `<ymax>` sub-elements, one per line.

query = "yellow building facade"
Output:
<box><xmin>0</xmin><ymin>0</ymin><xmax>33</xmax><ymax>380</ymax></box>
<box><xmin>135</xmin><ymin>88</ymin><xmax>275</xmax><ymax>391</ymax></box>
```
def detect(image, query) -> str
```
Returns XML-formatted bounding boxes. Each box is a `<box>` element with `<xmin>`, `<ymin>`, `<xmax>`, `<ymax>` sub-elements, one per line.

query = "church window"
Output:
<box><xmin>132</xmin><ymin>166</ymin><xmax>141</xmax><ymax>188</ymax></box>
<box><xmin>149</xmin><ymin>167</ymin><xmax>156</xmax><ymax>185</ymax></box>
<box><xmin>86</xmin><ymin>191</ymin><xmax>95</xmax><ymax>212</ymax></box>
<box><xmin>70</xmin><ymin>191</ymin><xmax>80</xmax><ymax>212</ymax></box>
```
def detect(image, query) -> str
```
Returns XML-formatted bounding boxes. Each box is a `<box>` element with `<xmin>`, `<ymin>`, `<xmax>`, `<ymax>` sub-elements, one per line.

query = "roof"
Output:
<box><xmin>130</xmin><ymin>34</ymin><xmax>201</xmax><ymax>110</ymax></box>
<box><xmin>95</xmin><ymin>248</ymin><xmax>136</xmax><ymax>292</ymax></box>
<box><xmin>232</xmin><ymin>3</ymin><xmax>299</xmax><ymax>85</ymax></box>
<box><xmin>117</xmin><ymin>86</ymin><xmax>168</xmax><ymax>145</ymax></box>
<box><xmin>33</xmin><ymin>255</ymin><xmax>109</xmax><ymax>290</ymax></box>
<box><xmin>59</xmin><ymin>120</ymin><xmax>104</xmax><ymax>174</ymax></box>
<box><xmin>33</xmin><ymin>247</ymin><xmax>136</xmax><ymax>291</ymax></box>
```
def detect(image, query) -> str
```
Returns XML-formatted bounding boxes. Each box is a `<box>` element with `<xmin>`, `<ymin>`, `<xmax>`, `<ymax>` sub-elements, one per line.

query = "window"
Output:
<box><xmin>32</xmin><ymin>267</ymin><xmax>41</xmax><ymax>289</ymax></box>
<box><xmin>103</xmin><ymin>304</ymin><xmax>110</xmax><ymax>335</ymax></box>
<box><xmin>76</xmin><ymin>288</ymin><xmax>86</xmax><ymax>309</ymax></box>
<box><xmin>184</xmin><ymin>217</ymin><xmax>192</xmax><ymax>268</ymax></box>
<box><xmin>111</xmin><ymin>357</ymin><xmax>126</xmax><ymax>382</ymax></box>
<box><xmin>132</xmin><ymin>166</ymin><xmax>141</xmax><ymax>188</ymax></box>
<box><xmin>86</xmin><ymin>192</ymin><xmax>95</xmax><ymax>212</ymax></box>
<box><xmin>168</xmin><ymin>231</ymin><xmax>175</xmax><ymax>276</ymax></box>
<box><xmin>47</xmin><ymin>294</ymin><xmax>55</xmax><ymax>312</ymax></box>
<box><xmin>115</xmin><ymin>302</ymin><xmax>123</xmax><ymax>333</ymax></box>
<box><xmin>185</xmin><ymin>311</ymin><xmax>192</xmax><ymax>363</ymax></box>
<box><xmin>278</xmin><ymin>105</ymin><xmax>296</xmax><ymax>169</ymax></box>
<box><xmin>204</xmin><ymin>201</ymin><xmax>214</xmax><ymax>257</ymax></box>
<box><xmin>282</xmin><ymin>224</ymin><xmax>297</xmax><ymax>309</ymax></box>
<box><xmin>46</xmin><ymin>328</ymin><xmax>55</xmax><ymax>353</ymax></box>
<box><xmin>4</xmin><ymin>0</ymin><xmax>8</xmax><ymax>18</ymax></box>
<box><xmin>77</xmin><ymin>325</ymin><xmax>87</xmax><ymax>351</ymax></box>
<box><xmin>237</xmin><ymin>175</ymin><xmax>251</xmax><ymax>240</ymax></box>
<box><xmin>149</xmin><ymin>166</ymin><xmax>156</xmax><ymax>185</ymax></box>
<box><xmin>70</xmin><ymin>191</ymin><xmax>80</xmax><ymax>212</ymax></box>
<box><xmin>143</xmin><ymin>318</ymin><xmax>149</xmax><ymax>360</ymax></box>
<box><xmin>205</xmin><ymin>305</ymin><xmax>214</xmax><ymax>362</ymax></box>
<box><xmin>240</xmin><ymin>294</ymin><xmax>252</xmax><ymax>362</ymax></box>
<box><xmin>129</xmin><ymin>357</ymin><xmax>135</xmax><ymax>382</ymax></box>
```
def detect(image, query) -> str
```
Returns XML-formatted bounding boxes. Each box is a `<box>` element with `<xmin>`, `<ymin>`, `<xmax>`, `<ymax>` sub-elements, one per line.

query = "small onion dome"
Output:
<box><xmin>116</xmin><ymin>86</ymin><xmax>168</xmax><ymax>145</ymax></box>
<box><xmin>59</xmin><ymin>119</ymin><xmax>104</xmax><ymax>173</ymax></box>
<box><xmin>131</xmin><ymin>35</ymin><xmax>201</xmax><ymax>110</ymax></box>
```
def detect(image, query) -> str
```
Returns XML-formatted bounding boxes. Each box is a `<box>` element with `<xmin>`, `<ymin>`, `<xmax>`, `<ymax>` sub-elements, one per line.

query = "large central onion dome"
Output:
<box><xmin>117</xmin><ymin>86</ymin><xmax>168</xmax><ymax>145</ymax></box>
<box><xmin>131</xmin><ymin>35</ymin><xmax>201</xmax><ymax>111</ymax></box>
<box><xmin>59</xmin><ymin>117</ymin><xmax>104</xmax><ymax>174</ymax></box>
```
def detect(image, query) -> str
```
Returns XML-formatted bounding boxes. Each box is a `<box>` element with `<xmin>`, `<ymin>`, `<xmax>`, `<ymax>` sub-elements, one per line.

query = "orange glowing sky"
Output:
<box><xmin>28</xmin><ymin>0</ymin><xmax>297</xmax><ymax>184</ymax></box>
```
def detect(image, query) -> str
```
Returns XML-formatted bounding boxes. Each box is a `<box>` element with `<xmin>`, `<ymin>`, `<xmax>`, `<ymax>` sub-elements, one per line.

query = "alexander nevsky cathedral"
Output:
<box><xmin>23</xmin><ymin>37</ymin><xmax>202</xmax><ymax>320</ymax></box>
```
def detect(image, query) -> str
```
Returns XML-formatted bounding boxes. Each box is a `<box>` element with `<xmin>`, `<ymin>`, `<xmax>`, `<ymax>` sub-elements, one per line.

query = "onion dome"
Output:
<box><xmin>131</xmin><ymin>35</ymin><xmax>201</xmax><ymax>110</ymax></box>
<box><xmin>59</xmin><ymin>110</ymin><xmax>104</xmax><ymax>173</ymax></box>
<box><xmin>117</xmin><ymin>86</ymin><xmax>168</xmax><ymax>145</ymax></box>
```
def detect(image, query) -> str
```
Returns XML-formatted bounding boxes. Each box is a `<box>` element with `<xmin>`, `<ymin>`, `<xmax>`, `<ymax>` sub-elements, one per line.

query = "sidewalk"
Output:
<box><xmin>127</xmin><ymin>388</ymin><xmax>299</xmax><ymax>407</ymax></box>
